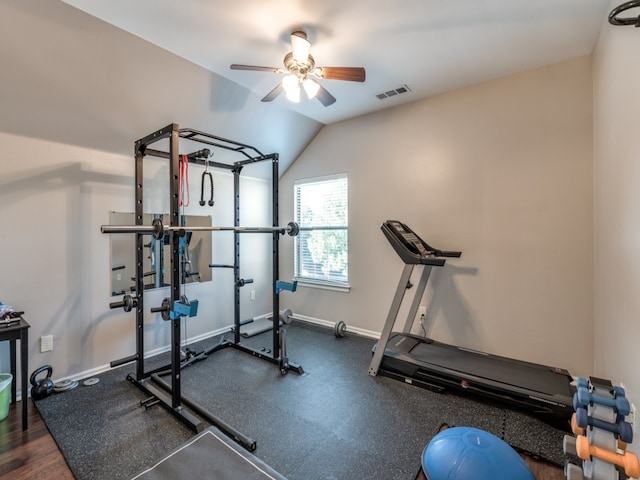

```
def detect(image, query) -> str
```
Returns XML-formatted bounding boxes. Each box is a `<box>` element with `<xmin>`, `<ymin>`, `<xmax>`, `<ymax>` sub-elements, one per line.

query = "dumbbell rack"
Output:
<box><xmin>564</xmin><ymin>377</ymin><xmax>639</xmax><ymax>480</ymax></box>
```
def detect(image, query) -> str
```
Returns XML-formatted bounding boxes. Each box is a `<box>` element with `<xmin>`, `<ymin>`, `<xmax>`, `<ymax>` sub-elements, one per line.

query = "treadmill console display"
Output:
<box><xmin>386</xmin><ymin>221</ymin><xmax>428</xmax><ymax>256</ymax></box>
<box><xmin>381</xmin><ymin>220</ymin><xmax>461</xmax><ymax>265</ymax></box>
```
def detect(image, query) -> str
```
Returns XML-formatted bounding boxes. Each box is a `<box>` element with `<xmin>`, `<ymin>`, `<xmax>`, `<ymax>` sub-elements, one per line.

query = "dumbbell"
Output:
<box><xmin>575</xmin><ymin>407</ymin><xmax>633</xmax><ymax>444</ymax></box>
<box><xmin>576</xmin><ymin>377</ymin><xmax>625</xmax><ymax>398</ymax></box>
<box><xmin>571</xmin><ymin>413</ymin><xmax>628</xmax><ymax>451</ymax></box>
<box><xmin>575</xmin><ymin>387</ymin><xmax>631</xmax><ymax>415</ymax></box>
<box><xmin>564</xmin><ymin>462</ymin><xmax>584</xmax><ymax>480</ymax></box>
<box><xmin>575</xmin><ymin>435</ymin><xmax>640</xmax><ymax>478</ymax></box>
<box><xmin>563</xmin><ymin>434</ymin><xmax>578</xmax><ymax>457</ymax></box>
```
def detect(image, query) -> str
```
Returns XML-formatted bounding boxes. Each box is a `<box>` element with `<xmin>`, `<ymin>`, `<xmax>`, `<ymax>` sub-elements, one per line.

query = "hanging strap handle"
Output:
<box><xmin>199</xmin><ymin>155</ymin><xmax>214</xmax><ymax>206</ymax></box>
<box><xmin>200</xmin><ymin>171</ymin><xmax>214</xmax><ymax>206</ymax></box>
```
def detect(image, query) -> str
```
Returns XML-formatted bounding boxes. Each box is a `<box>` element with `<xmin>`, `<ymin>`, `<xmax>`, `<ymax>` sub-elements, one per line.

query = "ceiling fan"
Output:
<box><xmin>230</xmin><ymin>30</ymin><xmax>366</xmax><ymax>107</ymax></box>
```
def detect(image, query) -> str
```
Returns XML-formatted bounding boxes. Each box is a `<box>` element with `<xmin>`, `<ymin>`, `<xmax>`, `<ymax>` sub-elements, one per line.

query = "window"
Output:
<box><xmin>294</xmin><ymin>175</ymin><xmax>348</xmax><ymax>288</ymax></box>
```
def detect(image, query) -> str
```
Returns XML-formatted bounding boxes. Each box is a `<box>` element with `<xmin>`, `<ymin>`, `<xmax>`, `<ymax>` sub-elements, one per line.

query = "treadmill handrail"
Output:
<box><xmin>420</xmin><ymin>256</ymin><xmax>446</xmax><ymax>267</ymax></box>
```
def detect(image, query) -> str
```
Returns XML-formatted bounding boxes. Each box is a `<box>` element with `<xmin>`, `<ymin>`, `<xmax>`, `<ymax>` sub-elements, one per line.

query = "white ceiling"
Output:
<box><xmin>61</xmin><ymin>0</ymin><xmax>612</xmax><ymax>125</ymax></box>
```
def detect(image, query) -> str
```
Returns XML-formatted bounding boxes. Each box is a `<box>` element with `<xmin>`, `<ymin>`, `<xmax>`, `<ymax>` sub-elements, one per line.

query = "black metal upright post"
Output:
<box><xmin>233</xmin><ymin>166</ymin><xmax>242</xmax><ymax>345</ymax></box>
<box><xmin>272</xmin><ymin>154</ymin><xmax>280</xmax><ymax>358</ymax></box>
<box><xmin>134</xmin><ymin>145</ymin><xmax>145</xmax><ymax>381</ymax></box>
<box><xmin>168</xmin><ymin>126</ymin><xmax>182</xmax><ymax>408</ymax></box>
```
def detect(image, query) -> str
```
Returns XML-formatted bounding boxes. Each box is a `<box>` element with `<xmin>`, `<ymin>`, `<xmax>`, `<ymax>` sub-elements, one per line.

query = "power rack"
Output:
<box><xmin>105</xmin><ymin>123</ymin><xmax>302</xmax><ymax>450</ymax></box>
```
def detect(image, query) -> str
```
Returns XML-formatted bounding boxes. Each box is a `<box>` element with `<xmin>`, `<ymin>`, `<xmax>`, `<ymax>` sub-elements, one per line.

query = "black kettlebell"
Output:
<box><xmin>30</xmin><ymin>365</ymin><xmax>54</xmax><ymax>400</ymax></box>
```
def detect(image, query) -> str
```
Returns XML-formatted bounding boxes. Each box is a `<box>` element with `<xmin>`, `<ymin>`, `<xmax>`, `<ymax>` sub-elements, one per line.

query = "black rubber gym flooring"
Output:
<box><xmin>35</xmin><ymin>323</ymin><xmax>567</xmax><ymax>479</ymax></box>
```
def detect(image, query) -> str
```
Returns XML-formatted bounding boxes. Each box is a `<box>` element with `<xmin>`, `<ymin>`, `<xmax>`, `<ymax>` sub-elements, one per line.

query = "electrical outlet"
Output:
<box><xmin>418</xmin><ymin>306</ymin><xmax>427</xmax><ymax>324</ymax></box>
<box><xmin>250</xmin><ymin>290</ymin><xmax>256</xmax><ymax>301</ymax></box>
<box><xmin>40</xmin><ymin>335</ymin><xmax>53</xmax><ymax>352</ymax></box>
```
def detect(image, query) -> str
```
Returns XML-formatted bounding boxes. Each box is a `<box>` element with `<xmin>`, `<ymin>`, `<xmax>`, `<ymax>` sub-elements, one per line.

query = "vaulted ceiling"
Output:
<box><xmin>0</xmin><ymin>1</ymin><xmax>615</xmax><ymax>175</ymax></box>
<box><xmin>61</xmin><ymin>0</ymin><xmax>612</xmax><ymax>124</ymax></box>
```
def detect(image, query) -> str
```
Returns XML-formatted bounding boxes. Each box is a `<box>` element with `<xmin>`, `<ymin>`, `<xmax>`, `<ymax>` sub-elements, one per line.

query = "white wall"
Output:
<box><xmin>0</xmin><ymin>131</ymin><xmax>273</xmax><ymax>386</ymax></box>
<box><xmin>281</xmin><ymin>57</ymin><xmax>594</xmax><ymax>377</ymax></box>
<box><xmin>593</xmin><ymin>0</ymin><xmax>640</xmax><ymax>451</ymax></box>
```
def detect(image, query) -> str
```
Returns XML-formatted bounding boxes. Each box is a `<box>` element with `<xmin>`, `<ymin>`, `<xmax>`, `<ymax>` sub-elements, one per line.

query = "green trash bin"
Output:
<box><xmin>0</xmin><ymin>373</ymin><xmax>12</xmax><ymax>421</ymax></box>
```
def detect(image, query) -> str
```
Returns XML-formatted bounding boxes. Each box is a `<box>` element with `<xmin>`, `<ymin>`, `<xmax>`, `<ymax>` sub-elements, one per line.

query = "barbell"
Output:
<box><xmin>101</xmin><ymin>218</ymin><xmax>301</xmax><ymax>240</ymax></box>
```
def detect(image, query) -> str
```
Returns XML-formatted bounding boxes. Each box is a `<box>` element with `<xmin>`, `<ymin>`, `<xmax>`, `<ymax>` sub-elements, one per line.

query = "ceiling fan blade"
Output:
<box><xmin>230</xmin><ymin>64</ymin><xmax>281</xmax><ymax>73</ymax></box>
<box><xmin>314</xmin><ymin>67</ymin><xmax>366</xmax><ymax>82</ymax></box>
<box><xmin>261</xmin><ymin>83</ymin><xmax>284</xmax><ymax>102</ymax></box>
<box><xmin>315</xmin><ymin>84</ymin><xmax>336</xmax><ymax>107</ymax></box>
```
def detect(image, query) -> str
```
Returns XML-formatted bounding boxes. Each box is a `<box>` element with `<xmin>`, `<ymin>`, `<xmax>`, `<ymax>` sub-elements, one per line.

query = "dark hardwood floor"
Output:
<box><xmin>0</xmin><ymin>399</ymin><xmax>565</xmax><ymax>480</ymax></box>
<box><xmin>0</xmin><ymin>400</ymin><xmax>74</xmax><ymax>480</ymax></box>
<box><xmin>521</xmin><ymin>455</ymin><xmax>565</xmax><ymax>480</ymax></box>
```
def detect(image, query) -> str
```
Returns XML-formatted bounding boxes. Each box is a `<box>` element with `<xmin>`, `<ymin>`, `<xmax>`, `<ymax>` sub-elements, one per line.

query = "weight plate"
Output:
<box><xmin>83</xmin><ymin>377</ymin><xmax>100</xmax><ymax>386</ymax></box>
<box><xmin>281</xmin><ymin>308</ymin><xmax>293</xmax><ymax>324</ymax></box>
<box><xmin>54</xmin><ymin>380</ymin><xmax>79</xmax><ymax>392</ymax></box>
<box><xmin>160</xmin><ymin>297</ymin><xmax>171</xmax><ymax>321</ymax></box>
<box><xmin>334</xmin><ymin>321</ymin><xmax>347</xmax><ymax>338</ymax></box>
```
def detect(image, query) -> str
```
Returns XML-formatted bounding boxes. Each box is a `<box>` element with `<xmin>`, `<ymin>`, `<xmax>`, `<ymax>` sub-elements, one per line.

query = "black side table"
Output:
<box><xmin>0</xmin><ymin>318</ymin><xmax>29</xmax><ymax>430</ymax></box>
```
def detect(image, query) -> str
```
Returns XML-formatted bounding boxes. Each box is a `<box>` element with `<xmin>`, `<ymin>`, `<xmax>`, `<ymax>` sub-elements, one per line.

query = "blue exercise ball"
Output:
<box><xmin>422</xmin><ymin>427</ymin><xmax>534</xmax><ymax>480</ymax></box>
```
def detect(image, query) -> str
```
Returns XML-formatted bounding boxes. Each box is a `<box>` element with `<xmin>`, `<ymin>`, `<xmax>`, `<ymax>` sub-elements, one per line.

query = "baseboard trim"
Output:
<box><xmin>20</xmin><ymin>315</ymin><xmax>377</xmax><ymax>401</ymax></box>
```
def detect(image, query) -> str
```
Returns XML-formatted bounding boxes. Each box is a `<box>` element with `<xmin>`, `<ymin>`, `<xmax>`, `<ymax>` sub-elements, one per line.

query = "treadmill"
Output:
<box><xmin>369</xmin><ymin>220</ymin><xmax>574</xmax><ymax>424</ymax></box>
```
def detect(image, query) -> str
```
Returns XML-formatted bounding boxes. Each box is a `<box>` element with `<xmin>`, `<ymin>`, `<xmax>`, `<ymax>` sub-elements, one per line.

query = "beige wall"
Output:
<box><xmin>593</xmin><ymin>0</ymin><xmax>640</xmax><ymax>453</ymax></box>
<box><xmin>281</xmin><ymin>56</ymin><xmax>594</xmax><ymax>377</ymax></box>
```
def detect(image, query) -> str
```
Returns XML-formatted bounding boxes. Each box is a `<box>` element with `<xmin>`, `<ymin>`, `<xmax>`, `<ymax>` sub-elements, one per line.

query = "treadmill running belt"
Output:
<box><xmin>409</xmin><ymin>341</ymin><xmax>572</xmax><ymax>397</ymax></box>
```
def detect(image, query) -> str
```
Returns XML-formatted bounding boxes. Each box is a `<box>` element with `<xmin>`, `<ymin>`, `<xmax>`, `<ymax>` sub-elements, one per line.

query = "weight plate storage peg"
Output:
<box><xmin>109</xmin><ymin>294</ymin><xmax>138</xmax><ymax>312</ymax></box>
<box><xmin>150</xmin><ymin>298</ymin><xmax>172</xmax><ymax>321</ymax></box>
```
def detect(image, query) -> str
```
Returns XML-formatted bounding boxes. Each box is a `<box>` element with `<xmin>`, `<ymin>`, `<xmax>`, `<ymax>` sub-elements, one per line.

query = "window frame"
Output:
<box><xmin>293</xmin><ymin>174</ymin><xmax>349</xmax><ymax>291</ymax></box>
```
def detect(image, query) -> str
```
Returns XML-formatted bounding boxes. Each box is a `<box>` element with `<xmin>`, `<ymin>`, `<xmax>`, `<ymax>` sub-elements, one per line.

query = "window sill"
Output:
<box><xmin>294</xmin><ymin>279</ymin><xmax>350</xmax><ymax>293</ymax></box>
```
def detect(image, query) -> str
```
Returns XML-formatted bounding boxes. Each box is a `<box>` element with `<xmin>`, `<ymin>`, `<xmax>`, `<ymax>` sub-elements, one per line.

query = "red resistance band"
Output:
<box><xmin>179</xmin><ymin>154</ymin><xmax>190</xmax><ymax>207</ymax></box>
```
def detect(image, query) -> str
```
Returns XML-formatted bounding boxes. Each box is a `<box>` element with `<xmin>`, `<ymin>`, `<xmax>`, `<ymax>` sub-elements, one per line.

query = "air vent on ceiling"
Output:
<box><xmin>376</xmin><ymin>84</ymin><xmax>412</xmax><ymax>100</ymax></box>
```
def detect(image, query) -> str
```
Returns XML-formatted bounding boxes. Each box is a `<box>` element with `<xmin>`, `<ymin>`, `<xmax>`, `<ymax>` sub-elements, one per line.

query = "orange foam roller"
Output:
<box><xmin>576</xmin><ymin>435</ymin><xmax>640</xmax><ymax>478</ymax></box>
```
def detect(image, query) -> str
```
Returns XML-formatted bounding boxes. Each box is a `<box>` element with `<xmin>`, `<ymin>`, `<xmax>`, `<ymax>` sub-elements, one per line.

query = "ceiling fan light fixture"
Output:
<box><xmin>290</xmin><ymin>31</ymin><xmax>311</xmax><ymax>63</ymax></box>
<box><xmin>282</xmin><ymin>74</ymin><xmax>300</xmax><ymax>93</ymax></box>
<box><xmin>230</xmin><ymin>28</ymin><xmax>365</xmax><ymax>107</ymax></box>
<box><xmin>303</xmin><ymin>77</ymin><xmax>320</xmax><ymax>99</ymax></box>
<box><xmin>285</xmin><ymin>86</ymin><xmax>301</xmax><ymax>103</ymax></box>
